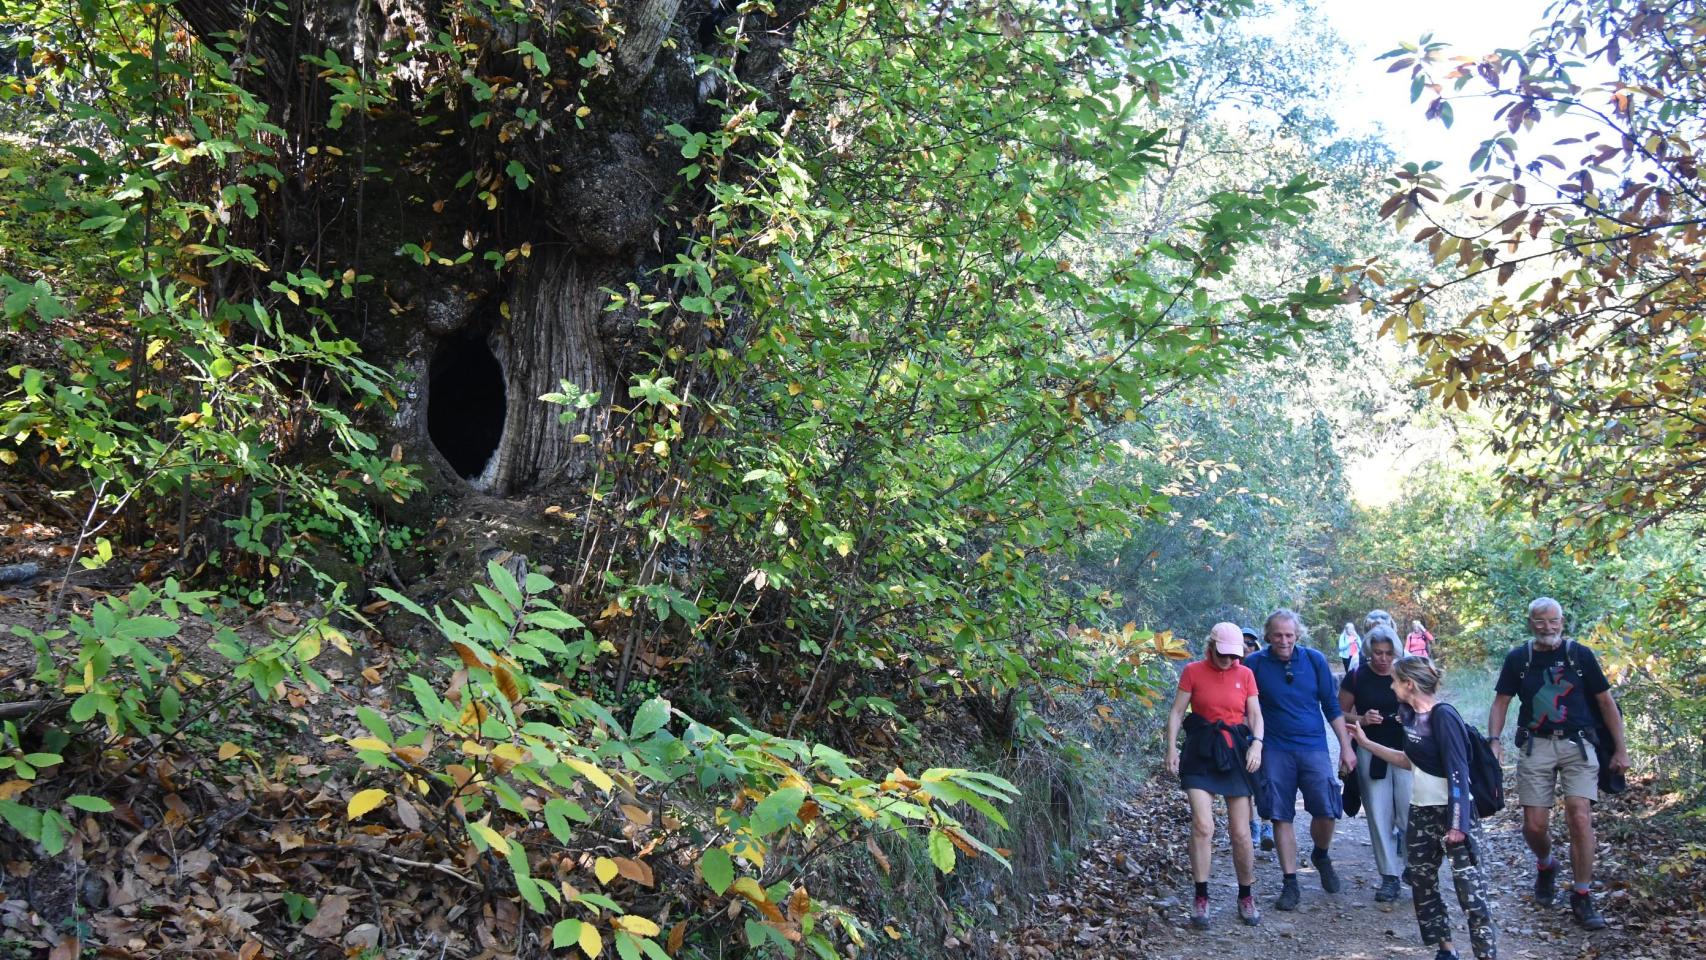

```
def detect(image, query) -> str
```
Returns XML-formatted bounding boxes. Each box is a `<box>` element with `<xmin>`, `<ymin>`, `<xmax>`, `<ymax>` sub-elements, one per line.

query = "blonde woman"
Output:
<box><xmin>1350</xmin><ymin>657</ymin><xmax>1497</xmax><ymax>960</ymax></box>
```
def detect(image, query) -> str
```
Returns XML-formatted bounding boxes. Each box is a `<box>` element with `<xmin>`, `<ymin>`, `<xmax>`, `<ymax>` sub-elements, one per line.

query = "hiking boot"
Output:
<box><xmin>1433</xmin><ymin>950</ymin><xmax>1459</xmax><ymax>960</ymax></box>
<box><xmin>1190</xmin><ymin>894</ymin><xmax>1210</xmax><ymax>929</ymax></box>
<box><xmin>1238</xmin><ymin>894</ymin><xmax>1261</xmax><ymax>926</ymax></box>
<box><xmin>1258</xmin><ymin>822</ymin><xmax>1274</xmax><ymax>850</ymax></box>
<box><xmin>1311</xmin><ymin>849</ymin><xmax>1343</xmax><ymax>894</ymax></box>
<box><xmin>1570</xmin><ymin>889</ymin><xmax>1608</xmax><ymax>930</ymax></box>
<box><xmin>1534</xmin><ymin>863</ymin><xmax>1558</xmax><ymax>906</ymax></box>
<box><xmin>1274</xmin><ymin>877</ymin><xmax>1301</xmax><ymax>911</ymax></box>
<box><xmin>1374</xmin><ymin>874</ymin><xmax>1402</xmax><ymax>902</ymax></box>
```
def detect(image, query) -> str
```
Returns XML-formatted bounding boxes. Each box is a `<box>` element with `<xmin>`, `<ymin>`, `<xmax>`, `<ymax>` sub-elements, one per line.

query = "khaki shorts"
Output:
<box><xmin>1516</xmin><ymin>734</ymin><xmax>1599</xmax><ymax>806</ymax></box>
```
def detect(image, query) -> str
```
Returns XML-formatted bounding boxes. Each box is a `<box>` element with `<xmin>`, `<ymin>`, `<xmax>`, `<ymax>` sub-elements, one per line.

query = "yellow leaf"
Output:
<box><xmin>346</xmin><ymin>737</ymin><xmax>390</xmax><ymax>753</ymax></box>
<box><xmin>490</xmin><ymin>743</ymin><xmax>526</xmax><ymax>772</ymax></box>
<box><xmin>595</xmin><ymin>857</ymin><xmax>620</xmax><ymax>885</ymax></box>
<box><xmin>579</xmin><ymin>922</ymin><xmax>603</xmax><ymax>957</ymax></box>
<box><xmin>457</xmin><ymin>701</ymin><xmax>489</xmax><ymax>731</ymax></box>
<box><xmin>0</xmin><ymin>780</ymin><xmax>32</xmax><ymax>801</ymax></box>
<box><xmin>564</xmin><ymin>757</ymin><xmax>614</xmax><ymax>792</ymax></box>
<box><xmin>616</xmin><ymin>916</ymin><xmax>660</xmax><ymax>937</ymax></box>
<box><xmin>731</xmin><ymin>876</ymin><xmax>768</xmax><ymax>903</ymax></box>
<box><xmin>294</xmin><ymin>631</ymin><xmax>321</xmax><ymax>662</ymax></box>
<box><xmin>469</xmin><ymin>820</ymin><xmax>510</xmax><ymax>854</ymax></box>
<box><xmin>347</xmin><ymin>788</ymin><xmax>389</xmax><ymax>820</ymax></box>
<box><xmin>325</xmin><ymin>627</ymin><xmax>354</xmax><ymax>655</ymax></box>
<box><xmin>218</xmin><ymin>742</ymin><xmax>242</xmax><ymax>761</ymax></box>
<box><xmin>884</xmin><ymin>925</ymin><xmax>902</xmax><ymax>940</ymax></box>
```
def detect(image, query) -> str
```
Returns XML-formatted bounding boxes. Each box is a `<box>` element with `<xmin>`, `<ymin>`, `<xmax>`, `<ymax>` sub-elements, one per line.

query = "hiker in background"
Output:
<box><xmin>1366</xmin><ymin>608</ymin><xmax>1395</xmax><ymax>633</ymax></box>
<box><xmin>1340</xmin><ymin>625</ymin><xmax>1412</xmax><ymax>903</ymax></box>
<box><xmin>1408</xmin><ymin>619</ymin><xmax>1436</xmax><ymax>658</ymax></box>
<box><xmin>1337</xmin><ymin>621</ymin><xmax>1361</xmax><ymax>672</ymax></box>
<box><xmin>1243</xmin><ymin>626</ymin><xmax>1275</xmax><ymax>853</ymax></box>
<box><xmin>1489</xmin><ymin>597</ymin><xmax>1629</xmax><ymax>930</ymax></box>
<box><xmin>1245</xmin><ymin>609</ymin><xmax>1355</xmax><ymax>912</ymax></box>
<box><xmin>1351</xmin><ymin>656</ymin><xmax>1497</xmax><ymax>960</ymax></box>
<box><xmin>1166</xmin><ymin>622</ymin><xmax>1266</xmax><ymax>929</ymax></box>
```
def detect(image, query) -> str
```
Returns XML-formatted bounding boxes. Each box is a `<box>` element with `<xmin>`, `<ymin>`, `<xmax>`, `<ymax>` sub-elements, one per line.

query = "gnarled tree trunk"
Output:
<box><xmin>176</xmin><ymin>0</ymin><xmax>810</xmax><ymax>496</ymax></box>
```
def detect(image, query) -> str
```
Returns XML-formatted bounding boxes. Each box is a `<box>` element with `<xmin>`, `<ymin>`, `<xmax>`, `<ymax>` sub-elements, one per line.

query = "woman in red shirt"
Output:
<box><xmin>1165</xmin><ymin>622</ymin><xmax>1266</xmax><ymax>930</ymax></box>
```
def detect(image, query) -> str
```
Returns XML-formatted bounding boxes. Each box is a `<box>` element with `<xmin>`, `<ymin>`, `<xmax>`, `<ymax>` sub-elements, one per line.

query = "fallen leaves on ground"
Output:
<box><xmin>989</xmin><ymin>777</ymin><xmax>1188</xmax><ymax>959</ymax></box>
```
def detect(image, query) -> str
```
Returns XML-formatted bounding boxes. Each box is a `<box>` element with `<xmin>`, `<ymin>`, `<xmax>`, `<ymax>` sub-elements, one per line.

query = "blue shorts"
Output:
<box><xmin>1258</xmin><ymin>748</ymin><xmax>1343</xmax><ymax>822</ymax></box>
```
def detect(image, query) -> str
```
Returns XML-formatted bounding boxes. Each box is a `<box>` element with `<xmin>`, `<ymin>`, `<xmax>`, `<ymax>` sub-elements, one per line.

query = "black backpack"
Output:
<box><xmin>1521</xmin><ymin>640</ymin><xmax>1627</xmax><ymax>796</ymax></box>
<box><xmin>1441</xmin><ymin>704</ymin><xmax>1505</xmax><ymax>818</ymax></box>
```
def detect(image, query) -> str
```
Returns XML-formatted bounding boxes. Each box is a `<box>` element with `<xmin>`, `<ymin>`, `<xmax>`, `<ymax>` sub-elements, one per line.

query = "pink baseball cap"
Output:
<box><xmin>1212</xmin><ymin>634</ymin><xmax>1245</xmax><ymax>656</ymax></box>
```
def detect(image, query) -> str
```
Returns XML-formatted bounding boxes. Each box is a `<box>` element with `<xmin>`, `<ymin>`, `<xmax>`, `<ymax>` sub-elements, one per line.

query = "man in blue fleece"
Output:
<box><xmin>1244</xmin><ymin>608</ymin><xmax>1356</xmax><ymax>911</ymax></box>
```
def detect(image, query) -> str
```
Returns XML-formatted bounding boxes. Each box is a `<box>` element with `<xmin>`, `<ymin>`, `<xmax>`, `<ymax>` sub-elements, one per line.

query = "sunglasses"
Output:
<box><xmin>1283</xmin><ymin>660</ymin><xmax>1295</xmax><ymax>684</ymax></box>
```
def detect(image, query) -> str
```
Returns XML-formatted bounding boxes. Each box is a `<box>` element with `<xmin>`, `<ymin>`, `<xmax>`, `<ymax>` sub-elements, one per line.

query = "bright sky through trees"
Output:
<box><xmin>1316</xmin><ymin>0</ymin><xmax>1550</xmax><ymax>181</ymax></box>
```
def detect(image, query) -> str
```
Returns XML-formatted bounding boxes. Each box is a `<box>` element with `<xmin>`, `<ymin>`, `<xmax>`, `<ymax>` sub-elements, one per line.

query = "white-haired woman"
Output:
<box><xmin>1339</xmin><ymin>626</ymin><xmax>1412</xmax><ymax>902</ymax></box>
<box><xmin>1337</xmin><ymin>621</ymin><xmax>1360</xmax><ymax>672</ymax></box>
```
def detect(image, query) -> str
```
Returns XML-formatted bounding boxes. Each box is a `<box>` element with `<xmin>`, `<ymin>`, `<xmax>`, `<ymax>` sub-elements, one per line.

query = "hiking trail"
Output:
<box><xmin>994</xmin><ymin>691</ymin><xmax>1644</xmax><ymax>960</ymax></box>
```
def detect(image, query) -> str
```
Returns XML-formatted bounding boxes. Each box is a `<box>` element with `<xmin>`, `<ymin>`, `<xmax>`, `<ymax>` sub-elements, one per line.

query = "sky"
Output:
<box><xmin>1308</xmin><ymin>0</ymin><xmax>1554</xmax><ymax>505</ymax></box>
<box><xmin>1314</xmin><ymin>0</ymin><xmax>1553</xmax><ymax>173</ymax></box>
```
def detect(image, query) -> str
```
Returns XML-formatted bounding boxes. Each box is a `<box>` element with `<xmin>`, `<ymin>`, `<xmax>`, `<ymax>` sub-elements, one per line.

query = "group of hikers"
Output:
<box><xmin>1335</xmin><ymin>616</ymin><xmax>1434</xmax><ymax>669</ymax></box>
<box><xmin>1163</xmin><ymin>599</ymin><xmax>1630</xmax><ymax>960</ymax></box>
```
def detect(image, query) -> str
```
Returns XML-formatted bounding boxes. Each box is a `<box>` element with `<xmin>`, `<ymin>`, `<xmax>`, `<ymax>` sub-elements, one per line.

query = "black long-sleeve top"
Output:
<box><xmin>1400</xmin><ymin>702</ymin><xmax>1476</xmax><ymax>834</ymax></box>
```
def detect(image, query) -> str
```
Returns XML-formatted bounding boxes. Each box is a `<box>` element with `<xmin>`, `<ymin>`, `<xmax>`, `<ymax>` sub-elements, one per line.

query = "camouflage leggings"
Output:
<box><xmin>1406</xmin><ymin>805</ymin><xmax>1497</xmax><ymax>960</ymax></box>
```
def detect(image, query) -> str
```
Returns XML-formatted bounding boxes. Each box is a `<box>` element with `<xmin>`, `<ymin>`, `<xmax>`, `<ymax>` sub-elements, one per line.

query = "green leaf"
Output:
<box><xmin>505</xmin><ymin>159</ymin><xmax>532</xmax><ymax>191</ymax></box>
<box><xmin>487</xmin><ymin>559</ymin><xmax>524</xmax><ymax>611</ymax></box>
<box><xmin>699</xmin><ymin>845</ymin><xmax>734</xmax><ymax>894</ymax></box>
<box><xmin>552</xmin><ymin>919</ymin><xmax>583</xmax><ymax>948</ymax></box>
<box><xmin>506</xmin><ymin>842</ymin><xmax>546</xmax><ymax>912</ymax></box>
<box><xmin>544</xmin><ymin>797</ymin><xmax>590</xmax><ymax>842</ymax></box>
<box><xmin>629</xmin><ymin>697</ymin><xmax>670</xmax><ymax>739</ymax></box>
<box><xmin>515</xmin><ymin>40</ymin><xmax>551</xmax><ymax>76</ymax></box>
<box><xmin>356</xmin><ymin>706</ymin><xmax>394</xmax><ymax>745</ymax></box>
<box><xmin>928</xmin><ymin>829</ymin><xmax>956</xmax><ymax>873</ymax></box>
<box><xmin>66</xmin><ymin>795</ymin><xmax>115</xmax><ymax>813</ymax></box>
<box><xmin>748</xmin><ymin>787</ymin><xmax>805</xmax><ymax>836</ymax></box>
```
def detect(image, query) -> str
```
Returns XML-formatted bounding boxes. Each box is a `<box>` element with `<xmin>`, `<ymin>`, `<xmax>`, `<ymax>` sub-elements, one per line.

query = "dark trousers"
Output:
<box><xmin>1406</xmin><ymin>805</ymin><xmax>1497</xmax><ymax>960</ymax></box>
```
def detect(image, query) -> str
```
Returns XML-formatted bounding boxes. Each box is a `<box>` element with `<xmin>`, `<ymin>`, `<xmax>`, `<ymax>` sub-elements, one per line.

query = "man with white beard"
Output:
<box><xmin>1488</xmin><ymin>597</ymin><xmax>1630</xmax><ymax>931</ymax></box>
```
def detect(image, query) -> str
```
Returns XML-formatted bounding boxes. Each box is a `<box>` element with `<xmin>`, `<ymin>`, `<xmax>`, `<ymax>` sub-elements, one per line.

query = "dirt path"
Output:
<box><xmin>1139</xmin><ymin>793</ymin><xmax>1620</xmax><ymax>960</ymax></box>
<box><xmin>996</xmin><ymin>702</ymin><xmax>1636</xmax><ymax>960</ymax></box>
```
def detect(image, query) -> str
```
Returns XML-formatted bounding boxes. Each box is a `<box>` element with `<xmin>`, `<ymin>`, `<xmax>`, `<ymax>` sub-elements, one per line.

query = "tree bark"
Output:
<box><xmin>170</xmin><ymin>0</ymin><xmax>814</xmax><ymax>497</ymax></box>
<box><xmin>486</xmin><ymin>251</ymin><xmax>615</xmax><ymax>492</ymax></box>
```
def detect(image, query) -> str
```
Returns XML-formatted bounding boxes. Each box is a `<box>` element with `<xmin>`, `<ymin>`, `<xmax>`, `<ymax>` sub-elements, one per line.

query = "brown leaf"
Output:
<box><xmin>493</xmin><ymin>661</ymin><xmax>522</xmax><ymax>704</ymax></box>
<box><xmin>866</xmin><ymin>835</ymin><xmax>891</xmax><ymax>875</ymax></box>
<box><xmin>395</xmin><ymin>796</ymin><xmax>422</xmax><ymax>831</ymax></box>
<box><xmin>48</xmin><ymin>935</ymin><xmax>79</xmax><ymax>960</ymax></box>
<box><xmin>301</xmin><ymin>893</ymin><xmax>351</xmax><ymax>939</ymax></box>
<box><xmin>615</xmin><ymin>857</ymin><xmax>654</xmax><ymax>887</ymax></box>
